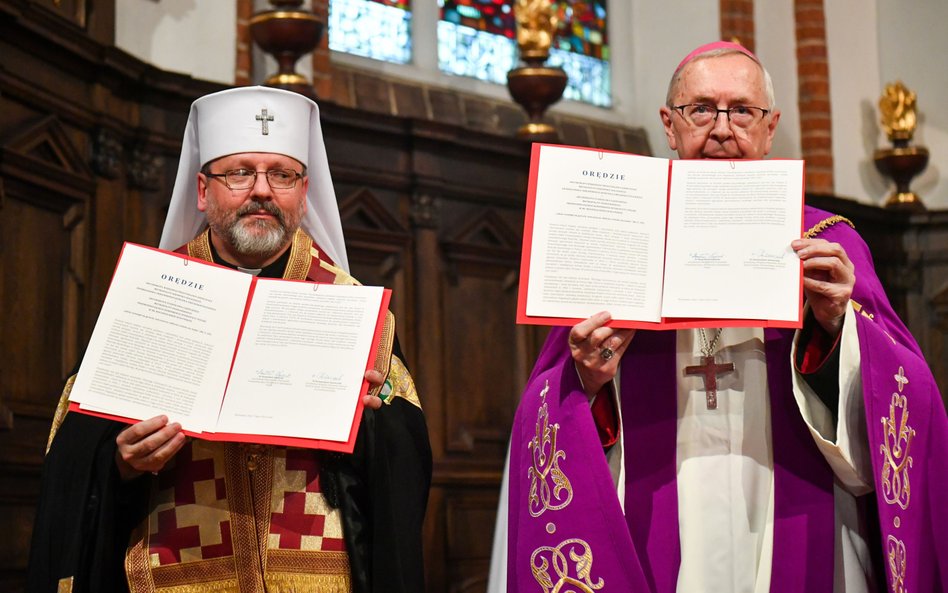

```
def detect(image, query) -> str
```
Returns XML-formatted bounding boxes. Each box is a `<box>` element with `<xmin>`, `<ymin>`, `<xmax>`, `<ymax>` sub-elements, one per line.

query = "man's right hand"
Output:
<box><xmin>569</xmin><ymin>311</ymin><xmax>636</xmax><ymax>397</ymax></box>
<box><xmin>115</xmin><ymin>416</ymin><xmax>186</xmax><ymax>481</ymax></box>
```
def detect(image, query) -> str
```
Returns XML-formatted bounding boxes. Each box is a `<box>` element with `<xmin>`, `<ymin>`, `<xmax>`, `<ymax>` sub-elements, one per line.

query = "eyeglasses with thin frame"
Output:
<box><xmin>672</xmin><ymin>104</ymin><xmax>770</xmax><ymax>130</ymax></box>
<box><xmin>204</xmin><ymin>168</ymin><xmax>304</xmax><ymax>190</ymax></box>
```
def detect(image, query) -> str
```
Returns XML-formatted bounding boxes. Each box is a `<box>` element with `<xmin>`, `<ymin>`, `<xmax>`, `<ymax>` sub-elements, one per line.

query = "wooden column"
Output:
<box><xmin>410</xmin><ymin>190</ymin><xmax>447</xmax><ymax>591</ymax></box>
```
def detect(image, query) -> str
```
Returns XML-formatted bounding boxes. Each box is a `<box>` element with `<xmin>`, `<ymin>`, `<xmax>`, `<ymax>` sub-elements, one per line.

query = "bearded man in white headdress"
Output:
<box><xmin>28</xmin><ymin>86</ymin><xmax>432</xmax><ymax>593</ymax></box>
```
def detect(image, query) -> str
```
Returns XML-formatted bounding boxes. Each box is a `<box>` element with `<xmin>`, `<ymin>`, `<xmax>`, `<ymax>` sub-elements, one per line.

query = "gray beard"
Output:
<box><xmin>207</xmin><ymin>199</ymin><xmax>300</xmax><ymax>259</ymax></box>
<box><xmin>227</xmin><ymin>218</ymin><xmax>288</xmax><ymax>256</ymax></box>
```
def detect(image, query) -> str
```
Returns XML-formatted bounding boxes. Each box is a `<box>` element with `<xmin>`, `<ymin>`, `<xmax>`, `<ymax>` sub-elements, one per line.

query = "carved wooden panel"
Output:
<box><xmin>443</xmin><ymin>489</ymin><xmax>503</xmax><ymax>593</ymax></box>
<box><xmin>0</xmin><ymin>115</ymin><xmax>93</xmax><ymax>416</ymax></box>
<box><xmin>0</xmin><ymin>176</ymin><xmax>6</xmax><ymax>432</ymax></box>
<box><xmin>0</xmin><ymin>113</ymin><xmax>93</xmax><ymax>593</ymax></box>
<box><xmin>933</xmin><ymin>284</ymin><xmax>948</xmax><ymax>400</ymax></box>
<box><xmin>337</xmin><ymin>186</ymin><xmax>413</xmax><ymax>354</ymax></box>
<box><xmin>440</xmin><ymin>207</ymin><xmax>523</xmax><ymax>458</ymax></box>
<box><xmin>33</xmin><ymin>0</ymin><xmax>87</xmax><ymax>28</ymax></box>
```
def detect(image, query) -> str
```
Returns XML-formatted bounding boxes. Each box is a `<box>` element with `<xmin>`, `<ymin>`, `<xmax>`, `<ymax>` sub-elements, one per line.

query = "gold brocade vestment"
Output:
<box><xmin>125</xmin><ymin>230</ymin><xmax>364</xmax><ymax>593</ymax></box>
<box><xmin>36</xmin><ymin>229</ymin><xmax>428</xmax><ymax>593</ymax></box>
<box><xmin>125</xmin><ymin>442</ymin><xmax>349</xmax><ymax>593</ymax></box>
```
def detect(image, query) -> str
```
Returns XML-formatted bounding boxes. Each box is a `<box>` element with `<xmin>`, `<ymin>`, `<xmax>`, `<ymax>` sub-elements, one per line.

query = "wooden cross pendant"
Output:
<box><xmin>684</xmin><ymin>355</ymin><xmax>735</xmax><ymax>410</ymax></box>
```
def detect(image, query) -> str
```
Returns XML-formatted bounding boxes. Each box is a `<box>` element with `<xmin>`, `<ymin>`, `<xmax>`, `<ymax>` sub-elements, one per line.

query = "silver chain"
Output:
<box><xmin>697</xmin><ymin>328</ymin><xmax>724</xmax><ymax>358</ymax></box>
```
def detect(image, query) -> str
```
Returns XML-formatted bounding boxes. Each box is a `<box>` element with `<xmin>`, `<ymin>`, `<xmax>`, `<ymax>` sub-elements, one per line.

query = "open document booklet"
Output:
<box><xmin>68</xmin><ymin>243</ymin><xmax>391</xmax><ymax>452</ymax></box>
<box><xmin>517</xmin><ymin>143</ymin><xmax>806</xmax><ymax>329</ymax></box>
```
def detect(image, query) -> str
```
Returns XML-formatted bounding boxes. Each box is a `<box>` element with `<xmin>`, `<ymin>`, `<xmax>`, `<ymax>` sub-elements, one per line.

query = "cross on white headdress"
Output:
<box><xmin>256</xmin><ymin>108</ymin><xmax>274</xmax><ymax>135</ymax></box>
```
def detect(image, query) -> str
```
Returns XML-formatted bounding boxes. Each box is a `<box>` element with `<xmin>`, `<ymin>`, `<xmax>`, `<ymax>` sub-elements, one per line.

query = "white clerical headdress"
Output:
<box><xmin>159</xmin><ymin>85</ymin><xmax>348</xmax><ymax>271</ymax></box>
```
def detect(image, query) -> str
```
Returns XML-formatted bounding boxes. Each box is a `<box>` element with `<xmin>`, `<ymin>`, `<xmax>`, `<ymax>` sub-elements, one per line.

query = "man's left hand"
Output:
<box><xmin>363</xmin><ymin>369</ymin><xmax>385</xmax><ymax>410</ymax></box>
<box><xmin>792</xmin><ymin>238</ymin><xmax>855</xmax><ymax>336</ymax></box>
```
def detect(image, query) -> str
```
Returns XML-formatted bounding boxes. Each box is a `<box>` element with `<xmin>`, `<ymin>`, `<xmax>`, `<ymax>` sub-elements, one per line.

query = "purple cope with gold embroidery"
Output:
<box><xmin>507</xmin><ymin>206</ymin><xmax>948</xmax><ymax>593</ymax></box>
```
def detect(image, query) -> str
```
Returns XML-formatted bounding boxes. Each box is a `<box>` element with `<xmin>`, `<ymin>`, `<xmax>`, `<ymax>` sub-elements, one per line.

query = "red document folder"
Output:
<box><xmin>516</xmin><ymin>143</ymin><xmax>805</xmax><ymax>330</ymax></box>
<box><xmin>68</xmin><ymin>242</ymin><xmax>391</xmax><ymax>453</ymax></box>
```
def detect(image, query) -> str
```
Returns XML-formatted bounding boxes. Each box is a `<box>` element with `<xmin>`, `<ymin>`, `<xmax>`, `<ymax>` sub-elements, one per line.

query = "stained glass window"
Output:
<box><xmin>438</xmin><ymin>0</ymin><xmax>611</xmax><ymax>107</ymax></box>
<box><xmin>329</xmin><ymin>0</ymin><xmax>412</xmax><ymax>64</ymax></box>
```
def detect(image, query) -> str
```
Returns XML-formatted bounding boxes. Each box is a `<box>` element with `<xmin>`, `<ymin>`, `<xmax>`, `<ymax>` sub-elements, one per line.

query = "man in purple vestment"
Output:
<box><xmin>504</xmin><ymin>42</ymin><xmax>948</xmax><ymax>593</ymax></box>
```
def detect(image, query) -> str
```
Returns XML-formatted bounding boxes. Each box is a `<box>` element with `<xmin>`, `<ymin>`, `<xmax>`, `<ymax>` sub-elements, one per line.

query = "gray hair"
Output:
<box><xmin>665</xmin><ymin>47</ymin><xmax>776</xmax><ymax>110</ymax></box>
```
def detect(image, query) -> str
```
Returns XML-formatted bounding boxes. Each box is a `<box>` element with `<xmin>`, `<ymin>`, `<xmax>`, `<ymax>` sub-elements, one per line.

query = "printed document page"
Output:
<box><xmin>216</xmin><ymin>281</ymin><xmax>385</xmax><ymax>442</ymax></box>
<box><xmin>661</xmin><ymin>159</ymin><xmax>804</xmax><ymax>321</ymax></box>
<box><xmin>525</xmin><ymin>144</ymin><xmax>670</xmax><ymax>322</ymax></box>
<box><xmin>69</xmin><ymin>244</ymin><xmax>252</xmax><ymax>431</ymax></box>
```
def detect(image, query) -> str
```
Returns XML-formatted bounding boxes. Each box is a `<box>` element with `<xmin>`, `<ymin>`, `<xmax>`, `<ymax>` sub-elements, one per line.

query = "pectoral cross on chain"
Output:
<box><xmin>684</xmin><ymin>329</ymin><xmax>734</xmax><ymax>410</ymax></box>
<box><xmin>256</xmin><ymin>108</ymin><xmax>274</xmax><ymax>135</ymax></box>
<box><xmin>685</xmin><ymin>356</ymin><xmax>735</xmax><ymax>409</ymax></box>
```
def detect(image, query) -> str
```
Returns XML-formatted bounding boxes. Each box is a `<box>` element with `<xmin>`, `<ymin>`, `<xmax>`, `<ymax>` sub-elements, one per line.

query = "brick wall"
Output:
<box><xmin>720</xmin><ymin>0</ymin><xmax>756</xmax><ymax>52</ymax></box>
<box><xmin>236</xmin><ymin>0</ymin><xmax>253</xmax><ymax>86</ymax></box>
<box><xmin>795</xmin><ymin>0</ymin><xmax>834</xmax><ymax>193</ymax></box>
<box><xmin>311</xmin><ymin>0</ymin><xmax>332</xmax><ymax>99</ymax></box>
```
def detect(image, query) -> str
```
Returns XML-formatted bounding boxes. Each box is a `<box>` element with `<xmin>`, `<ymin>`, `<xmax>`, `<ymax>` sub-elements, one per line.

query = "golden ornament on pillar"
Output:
<box><xmin>873</xmin><ymin>81</ymin><xmax>929</xmax><ymax>211</ymax></box>
<box><xmin>507</xmin><ymin>0</ymin><xmax>568</xmax><ymax>142</ymax></box>
<box><xmin>250</xmin><ymin>0</ymin><xmax>323</xmax><ymax>99</ymax></box>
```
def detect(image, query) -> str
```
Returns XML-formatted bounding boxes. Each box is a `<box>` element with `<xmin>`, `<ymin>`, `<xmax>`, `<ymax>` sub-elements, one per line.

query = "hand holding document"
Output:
<box><xmin>517</xmin><ymin>143</ymin><xmax>805</xmax><ymax>329</ymax></box>
<box><xmin>68</xmin><ymin>243</ymin><xmax>390</xmax><ymax>452</ymax></box>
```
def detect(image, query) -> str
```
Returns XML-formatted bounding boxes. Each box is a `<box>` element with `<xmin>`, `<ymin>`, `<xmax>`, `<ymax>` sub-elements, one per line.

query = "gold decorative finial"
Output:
<box><xmin>507</xmin><ymin>0</ymin><xmax>567</xmax><ymax>141</ymax></box>
<box><xmin>873</xmin><ymin>80</ymin><xmax>928</xmax><ymax>210</ymax></box>
<box><xmin>515</xmin><ymin>0</ymin><xmax>558</xmax><ymax>63</ymax></box>
<box><xmin>879</xmin><ymin>81</ymin><xmax>917</xmax><ymax>143</ymax></box>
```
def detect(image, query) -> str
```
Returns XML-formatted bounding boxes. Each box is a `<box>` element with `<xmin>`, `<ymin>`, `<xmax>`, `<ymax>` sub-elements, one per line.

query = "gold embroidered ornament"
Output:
<box><xmin>528</xmin><ymin>380</ymin><xmax>574</xmax><ymax>517</ymax></box>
